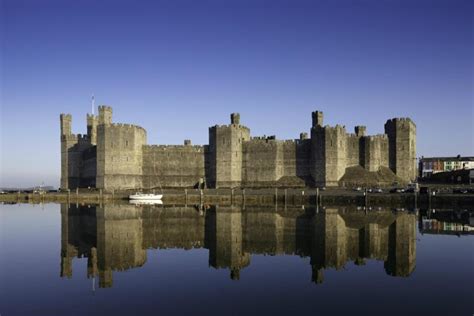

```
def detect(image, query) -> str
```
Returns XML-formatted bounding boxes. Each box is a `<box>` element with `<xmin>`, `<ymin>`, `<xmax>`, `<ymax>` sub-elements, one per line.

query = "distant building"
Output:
<box><xmin>419</xmin><ymin>156</ymin><xmax>474</xmax><ymax>178</ymax></box>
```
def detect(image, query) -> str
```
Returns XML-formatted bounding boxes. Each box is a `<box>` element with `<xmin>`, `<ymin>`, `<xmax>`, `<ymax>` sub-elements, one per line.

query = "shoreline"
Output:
<box><xmin>1</xmin><ymin>188</ymin><xmax>473</xmax><ymax>208</ymax></box>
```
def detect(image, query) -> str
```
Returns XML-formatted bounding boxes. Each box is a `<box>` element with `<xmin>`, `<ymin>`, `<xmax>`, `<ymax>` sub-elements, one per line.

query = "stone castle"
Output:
<box><xmin>60</xmin><ymin>106</ymin><xmax>416</xmax><ymax>190</ymax></box>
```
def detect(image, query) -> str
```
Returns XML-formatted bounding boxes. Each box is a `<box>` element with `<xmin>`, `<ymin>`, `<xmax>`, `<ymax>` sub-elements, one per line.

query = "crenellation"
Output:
<box><xmin>60</xmin><ymin>106</ymin><xmax>416</xmax><ymax>190</ymax></box>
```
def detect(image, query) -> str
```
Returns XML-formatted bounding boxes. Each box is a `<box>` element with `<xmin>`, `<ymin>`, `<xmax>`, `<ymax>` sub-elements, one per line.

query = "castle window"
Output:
<box><xmin>125</xmin><ymin>140</ymin><xmax>129</xmax><ymax>147</ymax></box>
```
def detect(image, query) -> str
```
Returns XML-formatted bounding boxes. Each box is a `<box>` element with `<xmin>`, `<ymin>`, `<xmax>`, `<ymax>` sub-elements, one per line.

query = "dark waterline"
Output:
<box><xmin>0</xmin><ymin>203</ymin><xmax>473</xmax><ymax>315</ymax></box>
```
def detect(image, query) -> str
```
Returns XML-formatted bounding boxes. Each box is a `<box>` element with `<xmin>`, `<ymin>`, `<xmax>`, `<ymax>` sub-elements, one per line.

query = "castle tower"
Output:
<box><xmin>208</xmin><ymin>113</ymin><xmax>250</xmax><ymax>188</ymax></box>
<box><xmin>96</xmin><ymin>106</ymin><xmax>147</xmax><ymax>190</ymax></box>
<box><xmin>310</xmin><ymin>111</ymin><xmax>347</xmax><ymax>186</ymax></box>
<box><xmin>310</xmin><ymin>111</ymin><xmax>325</xmax><ymax>186</ymax></box>
<box><xmin>98</xmin><ymin>105</ymin><xmax>112</xmax><ymax>125</ymax></box>
<box><xmin>87</xmin><ymin>114</ymin><xmax>98</xmax><ymax>145</ymax></box>
<box><xmin>384</xmin><ymin>118</ymin><xmax>417</xmax><ymax>182</ymax></box>
<box><xmin>60</xmin><ymin>113</ymin><xmax>81</xmax><ymax>189</ymax></box>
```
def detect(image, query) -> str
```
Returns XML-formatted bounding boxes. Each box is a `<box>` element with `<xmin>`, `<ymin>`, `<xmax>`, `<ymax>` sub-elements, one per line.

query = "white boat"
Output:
<box><xmin>129</xmin><ymin>193</ymin><xmax>163</xmax><ymax>200</ymax></box>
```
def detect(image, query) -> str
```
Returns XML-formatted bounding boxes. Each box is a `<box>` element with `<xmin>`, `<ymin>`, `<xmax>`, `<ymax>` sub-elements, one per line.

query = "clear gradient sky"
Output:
<box><xmin>1</xmin><ymin>0</ymin><xmax>473</xmax><ymax>187</ymax></box>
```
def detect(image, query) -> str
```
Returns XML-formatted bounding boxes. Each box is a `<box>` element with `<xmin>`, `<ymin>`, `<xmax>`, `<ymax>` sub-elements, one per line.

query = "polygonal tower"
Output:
<box><xmin>384</xmin><ymin>118</ymin><xmax>417</xmax><ymax>183</ymax></box>
<box><xmin>310</xmin><ymin>111</ymin><xmax>347</xmax><ymax>186</ymax></box>
<box><xmin>96</xmin><ymin>106</ymin><xmax>147</xmax><ymax>190</ymax></box>
<box><xmin>208</xmin><ymin>113</ymin><xmax>250</xmax><ymax>188</ymax></box>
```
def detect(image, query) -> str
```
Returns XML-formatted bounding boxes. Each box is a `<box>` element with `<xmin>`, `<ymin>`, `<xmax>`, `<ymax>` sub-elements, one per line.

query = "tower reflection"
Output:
<box><xmin>60</xmin><ymin>203</ymin><xmax>416</xmax><ymax>288</ymax></box>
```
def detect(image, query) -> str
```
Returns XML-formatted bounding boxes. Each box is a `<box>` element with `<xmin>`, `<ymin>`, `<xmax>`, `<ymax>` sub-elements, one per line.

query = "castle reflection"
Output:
<box><xmin>60</xmin><ymin>204</ymin><xmax>416</xmax><ymax>288</ymax></box>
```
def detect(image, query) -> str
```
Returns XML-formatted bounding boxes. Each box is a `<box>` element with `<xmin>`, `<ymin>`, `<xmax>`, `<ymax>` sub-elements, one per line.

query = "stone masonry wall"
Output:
<box><xmin>142</xmin><ymin>145</ymin><xmax>206</xmax><ymax>188</ymax></box>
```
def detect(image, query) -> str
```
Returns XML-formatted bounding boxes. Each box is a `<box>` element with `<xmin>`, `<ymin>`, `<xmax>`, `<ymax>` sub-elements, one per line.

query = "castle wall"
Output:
<box><xmin>241</xmin><ymin>139</ymin><xmax>312</xmax><ymax>187</ymax></box>
<box><xmin>363</xmin><ymin>135</ymin><xmax>389</xmax><ymax>172</ymax></box>
<box><xmin>142</xmin><ymin>145</ymin><xmax>206</xmax><ymax>188</ymax></box>
<box><xmin>282</xmin><ymin>140</ymin><xmax>311</xmax><ymax>179</ymax></box>
<box><xmin>346</xmin><ymin>134</ymin><xmax>361</xmax><ymax>167</ymax></box>
<box><xmin>79</xmin><ymin>139</ymin><xmax>97</xmax><ymax>187</ymax></box>
<box><xmin>242</xmin><ymin>139</ymin><xmax>282</xmax><ymax>184</ymax></box>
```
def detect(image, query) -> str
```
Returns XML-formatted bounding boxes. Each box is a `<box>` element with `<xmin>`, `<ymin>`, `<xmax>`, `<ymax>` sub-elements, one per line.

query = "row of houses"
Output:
<box><xmin>419</xmin><ymin>156</ymin><xmax>474</xmax><ymax>178</ymax></box>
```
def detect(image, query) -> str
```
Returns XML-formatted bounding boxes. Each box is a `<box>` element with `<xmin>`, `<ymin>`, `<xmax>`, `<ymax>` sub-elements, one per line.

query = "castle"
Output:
<box><xmin>60</xmin><ymin>106</ymin><xmax>416</xmax><ymax>190</ymax></box>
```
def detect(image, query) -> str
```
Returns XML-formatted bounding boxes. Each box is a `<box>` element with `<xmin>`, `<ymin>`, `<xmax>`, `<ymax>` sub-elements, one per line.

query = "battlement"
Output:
<box><xmin>250</xmin><ymin>135</ymin><xmax>277</xmax><ymax>141</ymax></box>
<box><xmin>365</xmin><ymin>134</ymin><xmax>388</xmax><ymax>141</ymax></box>
<box><xmin>60</xmin><ymin>113</ymin><xmax>72</xmax><ymax>120</ymax></box>
<box><xmin>108</xmin><ymin>123</ymin><xmax>147</xmax><ymax>133</ymax></box>
<box><xmin>61</xmin><ymin>133</ymin><xmax>92</xmax><ymax>143</ymax></box>
<box><xmin>98</xmin><ymin>105</ymin><xmax>113</xmax><ymax>112</ymax></box>
<box><xmin>145</xmin><ymin>144</ymin><xmax>205</xmax><ymax>152</ymax></box>
<box><xmin>385</xmin><ymin>117</ymin><xmax>416</xmax><ymax>127</ymax></box>
<box><xmin>324</xmin><ymin>124</ymin><xmax>347</xmax><ymax>132</ymax></box>
<box><xmin>209</xmin><ymin>124</ymin><xmax>250</xmax><ymax>132</ymax></box>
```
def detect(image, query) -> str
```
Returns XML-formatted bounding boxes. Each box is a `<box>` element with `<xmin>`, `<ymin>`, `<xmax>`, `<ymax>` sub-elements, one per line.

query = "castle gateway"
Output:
<box><xmin>60</xmin><ymin>106</ymin><xmax>416</xmax><ymax>190</ymax></box>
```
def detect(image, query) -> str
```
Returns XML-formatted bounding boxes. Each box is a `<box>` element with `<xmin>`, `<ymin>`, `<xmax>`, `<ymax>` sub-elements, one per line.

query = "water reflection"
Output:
<box><xmin>60</xmin><ymin>204</ymin><xmax>418</xmax><ymax>288</ymax></box>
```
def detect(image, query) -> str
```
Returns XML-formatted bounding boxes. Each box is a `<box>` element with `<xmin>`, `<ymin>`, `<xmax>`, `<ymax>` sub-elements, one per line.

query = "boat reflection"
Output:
<box><xmin>60</xmin><ymin>204</ymin><xmax>419</xmax><ymax>288</ymax></box>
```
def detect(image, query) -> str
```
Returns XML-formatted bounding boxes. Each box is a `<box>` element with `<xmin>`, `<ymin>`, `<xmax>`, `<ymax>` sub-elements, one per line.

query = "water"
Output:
<box><xmin>1</xmin><ymin>203</ymin><xmax>473</xmax><ymax>315</ymax></box>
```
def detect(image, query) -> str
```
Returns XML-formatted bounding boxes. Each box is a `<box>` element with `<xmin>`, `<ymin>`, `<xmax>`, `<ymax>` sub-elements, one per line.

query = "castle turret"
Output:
<box><xmin>312</xmin><ymin>111</ymin><xmax>323</xmax><ymax>127</ymax></box>
<box><xmin>384</xmin><ymin>118</ymin><xmax>417</xmax><ymax>182</ymax></box>
<box><xmin>87</xmin><ymin>114</ymin><xmax>98</xmax><ymax>145</ymax></box>
<box><xmin>208</xmin><ymin>113</ymin><xmax>250</xmax><ymax>188</ymax></box>
<box><xmin>98</xmin><ymin>105</ymin><xmax>112</xmax><ymax>125</ymax></box>
<box><xmin>60</xmin><ymin>113</ymin><xmax>79</xmax><ymax>189</ymax></box>
<box><xmin>355</xmin><ymin>126</ymin><xmax>366</xmax><ymax>137</ymax></box>
<box><xmin>60</xmin><ymin>113</ymin><xmax>72</xmax><ymax>136</ymax></box>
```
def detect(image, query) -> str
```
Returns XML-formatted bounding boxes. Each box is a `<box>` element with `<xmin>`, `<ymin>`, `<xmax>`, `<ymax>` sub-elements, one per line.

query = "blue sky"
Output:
<box><xmin>1</xmin><ymin>0</ymin><xmax>473</xmax><ymax>187</ymax></box>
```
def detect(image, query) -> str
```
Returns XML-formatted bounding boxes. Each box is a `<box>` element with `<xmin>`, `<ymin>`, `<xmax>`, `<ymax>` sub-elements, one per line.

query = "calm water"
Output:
<box><xmin>0</xmin><ymin>203</ymin><xmax>473</xmax><ymax>316</ymax></box>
